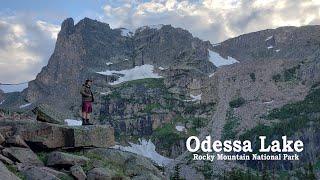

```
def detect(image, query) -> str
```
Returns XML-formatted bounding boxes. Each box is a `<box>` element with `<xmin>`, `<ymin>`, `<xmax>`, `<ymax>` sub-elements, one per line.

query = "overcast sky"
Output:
<box><xmin>1</xmin><ymin>0</ymin><xmax>320</xmax><ymax>83</ymax></box>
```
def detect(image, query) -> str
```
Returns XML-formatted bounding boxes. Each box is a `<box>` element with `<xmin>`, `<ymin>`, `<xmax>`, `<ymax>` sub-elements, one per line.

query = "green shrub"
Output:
<box><xmin>229</xmin><ymin>97</ymin><xmax>245</xmax><ymax>108</ymax></box>
<box><xmin>152</xmin><ymin>123</ymin><xmax>184</xmax><ymax>149</ymax></box>
<box><xmin>222</xmin><ymin>109</ymin><xmax>240</xmax><ymax>140</ymax></box>
<box><xmin>283</xmin><ymin>65</ymin><xmax>300</xmax><ymax>81</ymax></box>
<box><xmin>240</xmin><ymin>87</ymin><xmax>320</xmax><ymax>153</ymax></box>
<box><xmin>249</xmin><ymin>73</ymin><xmax>256</xmax><ymax>82</ymax></box>
<box><xmin>142</xmin><ymin>103</ymin><xmax>162</xmax><ymax>113</ymax></box>
<box><xmin>272</xmin><ymin>74</ymin><xmax>281</xmax><ymax>82</ymax></box>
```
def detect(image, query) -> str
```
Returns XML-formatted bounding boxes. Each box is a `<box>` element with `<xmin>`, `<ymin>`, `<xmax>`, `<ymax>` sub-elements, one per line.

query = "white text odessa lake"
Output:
<box><xmin>186</xmin><ymin>136</ymin><xmax>304</xmax><ymax>153</ymax></box>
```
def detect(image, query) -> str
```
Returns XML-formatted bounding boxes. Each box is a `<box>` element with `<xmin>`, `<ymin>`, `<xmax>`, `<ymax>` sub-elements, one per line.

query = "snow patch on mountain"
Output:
<box><xmin>97</xmin><ymin>64</ymin><xmax>162</xmax><ymax>85</ymax></box>
<box><xmin>0</xmin><ymin>82</ymin><xmax>28</xmax><ymax>93</ymax></box>
<box><xmin>265</xmin><ymin>36</ymin><xmax>273</xmax><ymax>41</ymax></box>
<box><xmin>106</xmin><ymin>62</ymin><xmax>113</xmax><ymax>65</ymax></box>
<box><xmin>19</xmin><ymin>103</ymin><xmax>32</xmax><ymax>109</ymax></box>
<box><xmin>65</xmin><ymin>119</ymin><xmax>82</xmax><ymax>126</ymax></box>
<box><xmin>136</xmin><ymin>24</ymin><xmax>163</xmax><ymax>32</ymax></box>
<box><xmin>208</xmin><ymin>50</ymin><xmax>239</xmax><ymax>67</ymax></box>
<box><xmin>212</xmin><ymin>43</ymin><xmax>221</xmax><ymax>47</ymax></box>
<box><xmin>176</xmin><ymin>125</ymin><xmax>186</xmax><ymax>132</ymax></box>
<box><xmin>112</xmin><ymin>139</ymin><xmax>173</xmax><ymax>166</ymax></box>
<box><xmin>263</xmin><ymin>100</ymin><xmax>274</xmax><ymax>104</ymax></box>
<box><xmin>209</xmin><ymin>72</ymin><xmax>215</xmax><ymax>78</ymax></box>
<box><xmin>120</xmin><ymin>28</ymin><xmax>133</xmax><ymax>37</ymax></box>
<box><xmin>267</xmin><ymin>45</ymin><xmax>273</xmax><ymax>49</ymax></box>
<box><xmin>150</xmin><ymin>24</ymin><xmax>164</xmax><ymax>30</ymax></box>
<box><xmin>184</xmin><ymin>94</ymin><xmax>202</xmax><ymax>102</ymax></box>
<box><xmin>0</xmin><ymin>100</ymin><xmax>5</xmax><ymax>105</ymax></box>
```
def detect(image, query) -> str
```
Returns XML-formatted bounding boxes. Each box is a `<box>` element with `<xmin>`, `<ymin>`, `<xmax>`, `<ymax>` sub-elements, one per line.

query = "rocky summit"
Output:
<box><xmin>0</xmin><ymin>17</ymin><xmax>320</xmax><ymax>179</ymax></box>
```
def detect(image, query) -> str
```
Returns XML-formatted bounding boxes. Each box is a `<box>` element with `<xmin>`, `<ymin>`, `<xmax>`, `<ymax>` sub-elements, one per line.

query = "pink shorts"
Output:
<box><xmin>82</xmin><ymin>101</ymin><xmax>92</xmax><ymax>113</ymax></box>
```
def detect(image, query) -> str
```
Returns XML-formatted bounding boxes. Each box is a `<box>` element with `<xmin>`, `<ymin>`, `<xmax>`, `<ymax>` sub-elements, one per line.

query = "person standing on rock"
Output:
<box><xmin>80</xmin><ymin>79</ymin><xmax>94</xmax><ymax>125</ymax></box>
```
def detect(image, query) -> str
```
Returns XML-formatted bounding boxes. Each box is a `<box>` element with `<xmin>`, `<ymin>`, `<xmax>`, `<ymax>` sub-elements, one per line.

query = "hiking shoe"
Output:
<box><xmin>82</xmin><ymin>118</ymin><xmax>87</xmax><ymax>125</ymax></box>
<box><xmin>86</xmin><ymin>119</ymin><xmax>93</xmax><ymax>125</ymax></box>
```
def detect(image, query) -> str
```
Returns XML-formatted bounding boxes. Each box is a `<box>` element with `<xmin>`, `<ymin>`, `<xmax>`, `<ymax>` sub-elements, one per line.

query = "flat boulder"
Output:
<box><xmin>0</xmin><ymin>120</ymin><xmax>115</xmax><ymax>149</ymax></box>
<box><xmin>0</xmin><ymin>161</ymin><xmax>20</xmax><ymax>180</ymax></box>
<box><xmin>47</xmin><ymin>151</ymin><xmax>89</xmax><ymax>168</ymax></box>
<box><xmin>73</xmin><ymin>125</ymin><xmax>115</xmax><ymax>147</ymax></box>
<box><xmin>2</xmin><ymin>147</ymin><xmax>43</xmax><ymax>166</ymax></box>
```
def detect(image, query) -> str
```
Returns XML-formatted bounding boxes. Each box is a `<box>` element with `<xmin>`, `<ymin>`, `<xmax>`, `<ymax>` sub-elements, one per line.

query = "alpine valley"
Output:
<box><xmin>0</xmin><ymin>17</ymin><xmax>320</xmax><ymax>179</ymax></box>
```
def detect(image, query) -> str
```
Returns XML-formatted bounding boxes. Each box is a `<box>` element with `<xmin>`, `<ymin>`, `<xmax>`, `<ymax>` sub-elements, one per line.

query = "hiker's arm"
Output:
<box><xmin>80</xmin><ymin>88</ymin><xmax>91</xmax><ymax>97</ymax></box>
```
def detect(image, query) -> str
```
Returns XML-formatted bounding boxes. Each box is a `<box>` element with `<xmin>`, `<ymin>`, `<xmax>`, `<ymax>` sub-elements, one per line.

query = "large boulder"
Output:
<box><xmin>47</xmin><ymin>151</ymin><xmax>89</xmax><ymax>168</ymax></box>
<box><xmin>87</xmin><ymin>167</ymin><xmax>115</xmax><ymax>180</ymax></box>
<box><xmin>71</xmin><ymin>165</ymin><xmax>87</xmax><ymax>180</ymax></box>
<box><xmin>0</xmin><ymin>120</ymin><xmax>115</xmax><ymax>149</ymax></box>
<box><xmin>2</xmin><ymin>147</ymin><xmax>43</xmax><ymax>166</ymax></box>
<box><xmin>17</xmin><ymin>164</ymin><xmax>72</xmax><ymax>180</ymax></box>
<box><xmin>73</xmin><ymin>125</ymin><xmax>115</xmax><ymax>147</ymax></box>
<box><xmin>85</xmin><ymin>148</ymin><xmax>165</xmax><ymax>179</ymax></box>
<box><xmin>20</xmin><ymin>166</ymin><xmax>59</xmax><ymax>180</ymax></box>
<box><xmin>0</xmin><ymin>161</ymin><xmax>20</xmax><ymax>180</ymax></box>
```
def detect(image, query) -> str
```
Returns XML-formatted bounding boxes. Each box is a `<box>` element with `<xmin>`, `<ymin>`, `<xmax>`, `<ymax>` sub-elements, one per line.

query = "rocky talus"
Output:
<box><xmin>0</xmin><ymin>105</ymin><xmax>166</xmax><ymax>179</ymax></box>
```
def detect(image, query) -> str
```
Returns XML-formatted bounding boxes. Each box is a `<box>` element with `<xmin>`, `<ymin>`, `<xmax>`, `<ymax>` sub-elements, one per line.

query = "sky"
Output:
<box><xmin>0</xmin><ymin>0</ymin><xmax>320</xmax><ymax>83</ymax></box>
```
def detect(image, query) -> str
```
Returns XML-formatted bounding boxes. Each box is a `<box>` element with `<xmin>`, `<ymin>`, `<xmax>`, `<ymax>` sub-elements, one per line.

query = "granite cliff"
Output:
<box><xmin>0</xmin><ymin>18</ymin><xmax>320</xmax><ymax>179</ymax></box>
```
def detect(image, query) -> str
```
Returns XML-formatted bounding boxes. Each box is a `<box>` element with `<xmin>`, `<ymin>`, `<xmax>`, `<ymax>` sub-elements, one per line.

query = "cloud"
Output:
<box><xmin>0</xmin><ymin>14</ymin><xmax>59</xmax><ymax>83</ymax></box>
<box><xmin>1</xmin><ymin>0</ymin><xmax>320</xmax><ymax>83</ymax></box>
<box><xmin>101</xmin><ymin>0</ymin><xmax>320</xmax><ymax>43</ymax></box>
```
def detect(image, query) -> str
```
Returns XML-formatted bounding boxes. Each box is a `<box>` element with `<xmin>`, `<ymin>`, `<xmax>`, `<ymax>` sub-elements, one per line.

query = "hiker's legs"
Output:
<box><xmin>82</xmin><ymin>112</ymin><xmax>87</xmax><ymax>125</ymax></box>
<box><xmin>82</xmin><ymin>112</ymin><xmax>87</xmax><ymax>119</ymax></box>
<box><xmin>86</xmin><ymin>113</ymin><xmax>93</xmax><ymax>125</ymax></box>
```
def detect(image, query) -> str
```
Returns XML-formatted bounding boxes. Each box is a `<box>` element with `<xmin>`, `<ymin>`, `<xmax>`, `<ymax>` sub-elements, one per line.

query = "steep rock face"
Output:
<box><xmin>170</xmin><ymin>49</ymin><xmax>320</xmax><ymax>179</ymax></box>
<box><xmin>213</xmin><ymin>25</ymin><xmax>320</xmax><ymax>62</ymax></box>
<box><xmin>99</xmin><ymin>78</ymin><xmax>215</xmax><ymax>158</ymax></box>
<box><xmin>25</xmin><ymin>18</ymin><xmax>215</xmax><ymax>115</ymax></box>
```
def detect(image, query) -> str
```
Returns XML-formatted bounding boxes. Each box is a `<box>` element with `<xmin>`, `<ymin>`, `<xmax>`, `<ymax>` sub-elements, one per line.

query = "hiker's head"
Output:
<box><xmin>85</xmin><ymin>79</ymin><xmax>93</xmax><ymax>86</ymax></box>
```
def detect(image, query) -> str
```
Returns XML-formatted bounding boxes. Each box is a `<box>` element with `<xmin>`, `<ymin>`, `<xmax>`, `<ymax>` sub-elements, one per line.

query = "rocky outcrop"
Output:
<box><xmin>0</xmin><ymin>120</ymin><xmax>115</xmax><ymax>149</ymax></box>
<box><xmin>0</xmin><ymin>128</ymin><xmax>165</xmax><ymax>179</ymax></box>
<box><xmin>85</xmin><ymin>148</ymin><xmax>165</xmax><ymax>179</ymax></box>
<box><xmin>47</xmin><ymin>151</ymin><xmax>89</xmax><ymax>168</ymax></box>
<box><xmin>213</xmin><ymin>25</ymin><xmax>320</xmax><ymax>62</ymax></box>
